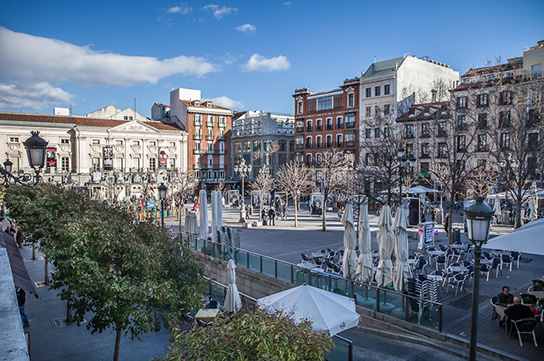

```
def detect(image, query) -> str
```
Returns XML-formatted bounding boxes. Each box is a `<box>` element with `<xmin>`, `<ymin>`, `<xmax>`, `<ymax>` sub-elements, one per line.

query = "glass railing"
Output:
<box><xmin>184</xmin><ymin>234</ymin><xmax>442</xmax><ymax>331</ymax></box>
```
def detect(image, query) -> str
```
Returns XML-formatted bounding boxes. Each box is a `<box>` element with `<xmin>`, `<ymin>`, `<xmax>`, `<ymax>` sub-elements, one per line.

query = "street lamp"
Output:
<box><xmin>0</xmin><ymin>131</ymin><xmax>48</xmax><ymax>187</ymax></box>
<box><xmin>158</xmin><ymin>183</ymin><xmax>167</xmax><ymax>228</ymax></box>
<box><xmin>397</xmin><ymin>146</ymin><xmax>406</xmax><ymax>203</ymax></box>
<box><xmin>234</xmin><ymin>159</ymin><xmax>252</xmax><ymax>223</ymax></box>
<box><xmin>465</xmin><ymin>196</ymin><xmax>493</xmax><ymax>361</ymax></box>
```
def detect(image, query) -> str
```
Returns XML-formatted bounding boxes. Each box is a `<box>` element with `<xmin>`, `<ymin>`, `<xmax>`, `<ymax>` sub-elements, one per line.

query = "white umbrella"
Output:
<box><xmin>375</xmin><ymin>205</ymin><xmax>394</xmax><ymax>288</ymax></box>
<box><xmin>341</xmin><ymin>203</ymin><xmax>358</xmax><ymax>279</ymax></box>
<box><xmin>257</xmin><ymin>284</ymin><xmax>360</xmax><ymax>336</ymax></box>
<box><xmin>485</xmin><ymin>218</ymin><xmax>544</xmax><ymax>255</ymax></box>
<box><xmin>493</xmin><ymin>199</ymin><xmax>502</xmax><ymax>216</ymax></box>
<box><xmin>392</xmin><ymin>206</ymin><xmax>411</xmax><ymax>291</ymax></box>
<box><xmin>185</xmin><ymin>211</ymin><xmax>198</xmax><ymax>235</ymax></box>
<box><xmin>356</xmin><ymin>203</ymin><xmax>373</xmax><ymax>283</ymax></box>
<box><xmin>211</xmin><ymin>191</ymin><xmax>218</xmax><ymax>242</ymax></box>
<box><xmin>224</xmin><ymin>259</ymin><xmax>242</xmax><ymax>313</ymax></box>
<box><xmin>409</xmin><ymin>186</ymin><xmax>439</xmax><ymax>194</ymax></box>
<box><xmin>217</xmin><ymin>191</ymin><xmax>223</xmax><ymax>236</ymax></box>
<box><xmin>528</xmin><ymin>198</ymin><xmax>537</xmax><ymax>222</ymax></box>
<box><xmin>199</xmin><ymin>189</ymin><xmax>208</xmax><ymax>240</ymax></box>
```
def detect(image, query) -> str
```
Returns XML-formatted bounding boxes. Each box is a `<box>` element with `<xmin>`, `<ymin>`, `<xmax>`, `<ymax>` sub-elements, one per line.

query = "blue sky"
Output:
<box><xmin>1</xmin><ymin>0</ymin><xmax>543</xmax><ymax>117</ymax></box>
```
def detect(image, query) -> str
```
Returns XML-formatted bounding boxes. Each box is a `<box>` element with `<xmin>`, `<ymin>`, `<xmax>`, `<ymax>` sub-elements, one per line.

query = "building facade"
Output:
<box><xmin>154</xmin><ymin>88</ymin><xmax>233</xmax><ymax>189</ymax></box>
<box><xmin>230</xmin><ymin>110</ymin><xmax>294</xmax><ymax>180</ymax></box>
<box><xmin>293</xmin><ymin>77</ymin><xmax>360</xmax><ymax>169</ymax></box>
<box><xmin>0</xmin><ymin>111</ymin><xmax>188</xmax><ymax>202</ymax></box>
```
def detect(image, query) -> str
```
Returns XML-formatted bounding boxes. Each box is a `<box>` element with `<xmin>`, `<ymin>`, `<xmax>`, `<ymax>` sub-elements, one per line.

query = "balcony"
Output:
<box><xmin>296</xmin><ymin>127</ymin><xmax>304</xmax><ymax>133</ymax></box>
<box><xmin>306</xmin><ymin>126</ymin><xmax>313</xmax><ymax>132</ymax></box>
<box><xmin>316</xmin><ymin>125</ymin><xmax>323</xmax><ymax>131</ymax></box>
<box><xmin>206</xmin><ymin>135</ymin><xmax>215</xmax><ymax>141</ymax></box>
<box><xmin>326</xmin><ymin>124</ymin><xmax>333</xmax><ymax>130</ymax></box>
<box><xmin>315</xmin><ymin>142</ymin><xmax>322</xmax><ymax>149</ymax></box>
<box><xmin>306</xmin><ymin>143</ymin><xmax>313</xmax><ymax>149</ymax></box>
<box><xmin>207</xmin><ymin>121</ymin><xmax>215</xmax><ymax>128</ymax></box>
<box><xmin>421</xmin><ymin>132</ymin><xmax>430</xmax><ymax>138</ymax></box>
<box><xmin>345</xmin><ymin>141</ymin><xmax>355</xmax><ymax>147</ymax></box>
<box><xmin>193</xmin><ymin>149</ymin><xmax>202</xmax><ymax>155</ymax></box>
<box><xmin>193</xmin><ymin>134</ymin><xmax>203</xmax><ymax>140</ymax></box>
<box><xmin>218</xmin><ymin>121</ymin><xmax>226</xmax><ymax>128</ymax></box>
<box><xmin>325</xmin><ymin>142</ymin><xmax>332</xmax><ymax>148</ymax></box>
<box><xmin>335</xmin><ymin>123</ymin><xmax>343</xmax><ymax>130</ymax></box>
<box><xmin>405</xmin><ymin>133</ymin><xmax>414</xmax><ymax>138</ymax></box>
<box><xmin>346</xmin><ymin>122</ymin><xmax>355</xmax><ymax>129</ymax></box>
<box><xmin>194</xmin><ymin>119</ymin><xmax>202</xmax><ymax>126</ymax></box>
<box><xmin>296</xmin><ymin>144</ymin><xmax>303</xmax><ymax>149</ymax></box>
<box><xmin>336</xmin><ymin>141</ymin><xmax>343</xmax><ymax>148</ymax></box>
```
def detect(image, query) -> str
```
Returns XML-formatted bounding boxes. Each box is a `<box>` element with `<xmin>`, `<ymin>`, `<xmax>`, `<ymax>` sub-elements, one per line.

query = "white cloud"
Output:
<box><xmin>208</xmin><ymin>96</ymin><xmax>243</xmax><ymax>109</ymax></box>
<box><xmin>283</xmin><ymin>1</ymin><xmax>292</xmax><ymax>7</ymax></box>
<box><xmin>0</xmin><ymin>27</ymin><xmax>217</xmax><ymax>110</ymax></box>
<box><xmin>203</xmin><ymin>4</ymin><xmax>238</xmax><ymax>19</ymax></box>
<box><xmin>235</xmin><ymin>24</ymin><xmax>256</xmax><ymax>33</ymax></box>
<box><xmin>0</xmin><ymin>81</ymin><xmax>74</xmax><ymax>110</ymax></box>
<box><xmin>167</xmin><ymin>4</ymin><xmax>192</xmax><ymax>14</ymax></box>
<box><xmin>242</xmin><ymin>54</ymin><xmax>290</xmax><ymax>72</ymax></box>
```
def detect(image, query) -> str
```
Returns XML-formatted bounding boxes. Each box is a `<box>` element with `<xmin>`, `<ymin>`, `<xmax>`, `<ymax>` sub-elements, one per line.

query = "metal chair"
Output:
<box><xmin>435</xmin><ymin>255</ymin><xmax>446</xmax><ymax>270</ymax></box>
<box><xmin>490</xmin><ymin>296</ymin><xmax>498</xmax><ymax>320</ymax></box>
<box><xmin>446</xmin><ymin>273</ymin><xmax>467</xmax><ymax>296</ymax></box>
<box><xmin>509</xmin><ymin>318</ymin><xmax>538</xmax><ymax>346</ymax></box>
<box><xmin>500</xmin><ymin>254</ymin><xmax>513</xmax><ymax>272</ymax></box>
<box><xmin>480</xmin><ymin>264</ymin><xmax>491</xmax><ymax>281</ymax></box>
<box><xmin>300</xmin><ymin>253</ymin><xmax>313</xmax><ymax>264</ymax></box>
<box><xmin>531</xmin><ymin>279</ymin><xmax>544</xmax><ymax>291</ymax></box>
<box><xmin>521</xmin><ymin>293</ymin><xmax>538</xmax><ymax>306</ymax></box>
<box><xmin>511</xmin><ymin>252</ymin><xmax>521</xmax><ymax>269</ymax></box>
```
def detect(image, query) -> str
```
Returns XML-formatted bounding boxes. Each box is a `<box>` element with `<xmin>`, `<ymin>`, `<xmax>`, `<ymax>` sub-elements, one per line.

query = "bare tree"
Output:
<box><xmin>465</xmin><ymin>169</ymin><xmax>497</xmax><ymax>198</ymax></box>
<box><xmin>315</xmin><ymin>148</ymin><xmax>348</xmax><ymax>231</ymax></box>
<box><xmin>252</xmin><ymin>166</ymin><xmax>275</xmax><ymax>221</ymax></box>
<box><xmin>277</xmin><ymin>161</ymin><xmax>311</xmax><ymax>227</ymax></box>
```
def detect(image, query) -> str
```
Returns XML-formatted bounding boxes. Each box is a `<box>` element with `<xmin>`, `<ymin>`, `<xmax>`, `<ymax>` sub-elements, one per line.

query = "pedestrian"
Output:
<box><xmin>16</xmin><ymin>228</ymin><xmax>24</xmax><ymax>248</ymax></box>
<box><xmin>16</xmin><ymin>287</ymin><xmax>30</xmax><ymax>328</ymax></box>
<box><xmin>268</xmin><ymin>207</ymin><xmax>276</xmax><ymax>226</ymax></box>
<box><xmin>261</xmin><ymin>208</ymin><xmax>267</xmax><ymax>224</ymax></box>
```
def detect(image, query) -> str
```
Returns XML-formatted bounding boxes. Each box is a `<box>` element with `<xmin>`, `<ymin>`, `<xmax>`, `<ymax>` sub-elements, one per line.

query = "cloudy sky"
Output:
<box><xmin>0</xmin><ymin>0</ymin><xmax>543</xmax><ymax>117</ymax></box>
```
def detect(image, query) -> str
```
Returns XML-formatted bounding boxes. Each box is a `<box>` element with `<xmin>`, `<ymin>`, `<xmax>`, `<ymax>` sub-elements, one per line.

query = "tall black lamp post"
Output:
<box><xmin>466</xmin><ymin>196</ymin><xmax>493</xmax><ymax>361</ymax></box>
<box><xmin>234</xmin><ymin>159</ymin><xmax>252</xmax><ymax>223</ymax></box>
<box><xmin>158</xmin><ymin>183</ymin><xmax>167</xmax><ymax>228</ymax></box>
<box><xmin>0</xmin><ymin>131</ymin><xmax>48</xmax><ymax>187</ymax></box>
<box><xmin>397</xmin><ymin>146</ymin><xmax>406</xmax><ymax>202</ymax></box>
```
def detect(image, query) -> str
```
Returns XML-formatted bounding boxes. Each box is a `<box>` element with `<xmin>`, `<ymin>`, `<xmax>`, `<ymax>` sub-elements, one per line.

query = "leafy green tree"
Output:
<box><xmin>163</xmin><ymin>308</ymin><xmax>334</xmax><ymax>361</ymax></box>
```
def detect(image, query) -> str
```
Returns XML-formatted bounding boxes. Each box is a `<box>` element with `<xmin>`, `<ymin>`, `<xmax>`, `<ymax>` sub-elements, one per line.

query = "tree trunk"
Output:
<box><xmin>32</xmin><ymin>241</ymin><xmax>36</xmax><ymax>260</ymax></box>
<box><xmin>293</xmin><ymin>193</ymin><xmax>298</xmax><ymax>227</ymax></box>
<box><xmin>44</xmin><ymin>255</ymin><xmax>49</xmax><ymax>285</ymax></box>
<box><xmin>515</xmin><ymin>195</ymin><xmax>522</xmax><ymax>229</ymax></box>
<box><xmin>322</xmin><ymin>198</ymin><xmax>327</xmax><ymax>231</ymax></box>
<box><xmin>113</xmin><ymin>327</ymin><xmax>122</xmax><ymax>361</ymax></box>
<box><xmin>66</xmin><ymin>293</ymin><xmax>73</xmax><ymax>324</ymax></box>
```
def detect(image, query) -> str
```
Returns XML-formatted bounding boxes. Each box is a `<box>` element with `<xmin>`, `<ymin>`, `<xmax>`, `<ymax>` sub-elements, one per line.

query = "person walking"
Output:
<box><xmin>16</xmin><ymin>287</ymin><xmax>30</xmax><ymax>328</ymax></box>
<box><xmin>268</xmin><ymin>207</ymin><xmax>276</xmax><ymax>226</ymax></box>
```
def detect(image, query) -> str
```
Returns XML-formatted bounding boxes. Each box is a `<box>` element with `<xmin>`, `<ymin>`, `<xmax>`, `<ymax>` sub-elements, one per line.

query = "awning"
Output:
<box><xmin>0</xmin><ymin>231</ymin><xmax>39</xmax><ymax>297</ymax></box>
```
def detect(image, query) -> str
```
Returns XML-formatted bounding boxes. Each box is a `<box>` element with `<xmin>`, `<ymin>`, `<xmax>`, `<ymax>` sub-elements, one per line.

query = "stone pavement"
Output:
<box><xmin>167</xmin><ymin>201</ymin><xmax>543</xmax><ymax>361</ymax></box>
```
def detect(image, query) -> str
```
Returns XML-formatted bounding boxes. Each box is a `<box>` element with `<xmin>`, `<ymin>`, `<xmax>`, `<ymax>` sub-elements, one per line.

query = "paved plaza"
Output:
<box><xmin>15</xmin><ymin>201</ymin><xmax>543</xmax><ymax>361</ymax></box>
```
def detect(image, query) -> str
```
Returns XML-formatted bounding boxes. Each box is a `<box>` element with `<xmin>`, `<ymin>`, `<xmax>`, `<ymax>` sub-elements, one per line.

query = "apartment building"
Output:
<box><xmin>293</xmin><ymin>77</ymin><xmax>360</xmax><ymax>169</ymax></box>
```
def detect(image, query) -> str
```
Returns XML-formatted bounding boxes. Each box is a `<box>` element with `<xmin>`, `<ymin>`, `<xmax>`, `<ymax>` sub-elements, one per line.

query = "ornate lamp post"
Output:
<box><xmin>0</xmin><ymin>131</ymin><xmax>48</xmax><ymax>187</ymax></box>
<box><xmin>466</xmin><ymin>196</ymin><xmax>493</xmax><ymax>361</ymax></box>
<box><xmin>158</xmin><ymin>183</ymin><xmax>167</xmax><ymax>228</ymax></box>
<box><xmin>234</xmin><ymin>159</ymin><xmax>252</xmax><ymax>223</ymax></box>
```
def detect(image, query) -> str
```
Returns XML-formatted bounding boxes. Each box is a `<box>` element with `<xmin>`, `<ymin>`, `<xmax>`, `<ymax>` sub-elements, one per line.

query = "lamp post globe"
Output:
<box><xmin>466</xmin><ymin>196</ymin><xmax>493</xmax><ymax>361</ymax></box>
<box><xmin>23</xmin><ymin>131</ymin><xmax>48</xmax><ymax>170</ymax></box>
<box><xmin>3</xmin><ymin>160</ymin><xmax>13</xmax><ymax>173</ymax></box>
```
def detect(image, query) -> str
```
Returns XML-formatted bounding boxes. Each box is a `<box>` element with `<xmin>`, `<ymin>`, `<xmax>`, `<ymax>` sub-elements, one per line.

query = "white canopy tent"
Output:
<box><xmin>484</xmin><ymin>218</ymin><xmax>544</xmax><ymax>256</ymax></box>
<box><xmin>257</xmin><ymin>284</ymin><xmax>360</xmax><ymax>336</ymax></box>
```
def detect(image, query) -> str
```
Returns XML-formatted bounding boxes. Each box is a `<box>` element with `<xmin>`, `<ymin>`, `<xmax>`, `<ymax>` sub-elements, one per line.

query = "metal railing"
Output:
<box><xmin>184</xmin><ymin>234</ymin><xmax>443</xmax><ymax>332</ymax></box>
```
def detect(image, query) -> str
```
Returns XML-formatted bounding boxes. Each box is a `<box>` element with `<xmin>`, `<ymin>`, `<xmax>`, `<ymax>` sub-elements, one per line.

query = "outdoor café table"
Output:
<box><xmin>311</xmin><ymin>252</ymin><xmax>327</xmax><ymax>260</ymax></box>
<box><xmin>494</xmin><ymin>305</ymin><xmax>510</xmax><ymax>335</ymax></box>
<box><xmin>428</xmin><ymin>250</ymin><xmax>444</xmax><ymax>257</ymax></box>
<box><xmin>527</xmin><ymin>290</ymin><xmax>544</xmax><ymax>299</ymax></box>
<box><xmin>451</xmin><ymin>243</ymin><xmax>465</xmax><ymax>250</ymax></box>
<box><xmin>492</xmin><ymin>250</ymin><xmax>511</xmax><ymax>257</ymax></box>
<box><xmin>297</xmin><ymin>262</ymin><xmax>318</xmax><ymax>270</ymax></box>
<box><xmin>480</xmin><ymin>258</ymin><xmax>491</xmax><ymax>266</ymax></box>
<box><xmin>195</xmin><ymin>308</ymin><xmax>221</xmax><ymax>323</ymax></box>
<box><xmin>448</xmin><ymin>266</ymin><xmax>468</xmax><ymax>273</ymax></box>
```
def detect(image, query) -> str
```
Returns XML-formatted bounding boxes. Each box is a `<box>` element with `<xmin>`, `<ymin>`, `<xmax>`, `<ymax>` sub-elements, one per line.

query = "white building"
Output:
<box><xmin>86</xmin><ymin>105</ymin><xmax>149</xmax><ymax>122</ymax></box>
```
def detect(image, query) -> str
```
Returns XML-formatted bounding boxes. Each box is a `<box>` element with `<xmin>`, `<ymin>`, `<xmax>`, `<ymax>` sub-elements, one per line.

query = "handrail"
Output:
<box><xmin>184</xmin><ymin>234</ymin><xmax>443</xmax><ymax>331</ymax></box>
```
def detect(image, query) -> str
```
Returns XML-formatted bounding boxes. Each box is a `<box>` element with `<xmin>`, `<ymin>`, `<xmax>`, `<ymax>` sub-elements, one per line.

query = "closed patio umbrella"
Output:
<box><xmin>393</xmin><ymin>206</ymin><xmax>410</xmax><ymax>291</ymax></box>
<box><xmin>224</xmin><ymin>259</ymin><xmax>242</xmax><ymax>313</ymax></box>
<box><xmin>199</xmin><ymin>189</ymin><xmax>208</xmax><ymax>240</ymax></box>
<box><xmin>341</xmin><ymin>203</ymin><xmax>358</xmax><ymax>279</ymax></box>
<box><xmin>211</xmin><ymin>191</ymin><xmax>223</xmax><ymax>242</ymax></box>
<box><xmin>375</xmin><ymin>205</ymin><xmax>394</xmax><ymax>288</ymax></box>
<box><xmin>356</xmin><ymin>203</ymin><xmax>373</xmax><ymax>283</ymax></box>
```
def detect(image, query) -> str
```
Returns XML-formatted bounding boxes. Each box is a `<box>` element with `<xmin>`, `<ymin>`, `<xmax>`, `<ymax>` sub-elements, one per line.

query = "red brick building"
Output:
<box><xmin>292</xmin><ymin>77</ymin><xmax>360</xmax><ymax>168</ymax></box>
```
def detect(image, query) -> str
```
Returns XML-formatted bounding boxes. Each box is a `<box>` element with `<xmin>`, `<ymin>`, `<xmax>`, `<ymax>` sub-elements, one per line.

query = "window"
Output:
<box><xmin>383</xmin><ymin>127</ymin><xmax>390</xmax><ymax>138</ymax></box>
<box><xmin>326</xmin><ymin>135</ymin><xmax>333</xmax><ymax>147</ymax></box>
<box><xmin>431</xmin><ymin>89</ymin><xmax>437</xmax><ymax>102</ymax></box>
<box><xmin>336</xmin><ymin>117</ymin><xmax>343</xmax><ymax>129</ymax></box>
<box><xmin>477</xmin><ymin>134</ymin><xmax>488</xmax><ymax>152</ymax></box>
<box><xmin>92</xmin><ymin>139</ymin><xmax>100</xmax><ymax>145</ymax></box>
<box><xmin>375</xmin><ymin>106</ymin><xmax>380</xmax><ymax>117</ymax></box>
<box><xmin>336</xmin><ymin>134</ymin><xmax>343</xmax><ymax>147</ymax></box>
<box><xmin>384</xmin><ymin>84</ymin><xmax>390</xmax><ymax>95</ymax></box>
<box><xmin>61</xmin><ymin>157</ymin><xmax>69</xmax><ymax>172</ymax></box>
<box><xmin>457</xmin><ymin>135</ymin><xmax>466</xmax><ymax>152</ymax></box>
<box><xmin>406</xmin><ymin>124</ymin><xmax>414</xmax><ymax>138</ymax></box>
<box><xmin>315</xmin><ymin>153</ymin><xmax>322</xmax><ymax>166</ymax></box>
<box><xmin>208</xmin><ymin>115</ymin><xmax>215</xmax><ymax>127</ymax></box>
<box><xmin>194</xmin><ymin>142</ymin><xmax>201</xmax><ymax>151</ymax></box>
<box><xmin>296</xmin><ymin>120</ymin><xmax>304</xmax><ymax>132</ymax></box>
<box><xmin>306</xmin><ymin>119</ymin><xmax>313</xmax><ymax>132</ymax></box>
<box><xmin>384</xmin><ymin>104</ymin><xmax>391</xmax><ymax>115</ymax></box>
<box><xmin>457</xmin><ymin>96</ymin><xmax>467</xmax><ymax>109</ymax></box>
<box><xmin>295</xmin><ymin>137</ymin><xmax>304</xmax><ymax>149</ymax></box>
<box><xmin>438</xmin><ymin>121</ymin><xmax>447</xmax><ymax>136</ymax></box>
<box><xmin>8</xmin><ymin>137</ymin><xmax>19</xmax><ymax>143</ymax></box>
<box><xmin>365</xmin><ymin>128</ymin><xmax>372</xmax><ymax>138</ymax></box>
<box><xmin>92</xmin><ymin>157</ymin><xmax>100</xmax><ymax>171</ymax></box>
<box><xmin>374</xmin><ymin>128</ymin><xmax>380</xmax><ymax>138</ymax></box>
<box><xmin>348</xmin><ymin>93</ymin><xmax>354</xmax><ymax>107</ymax></box>
<box><xmin>297</xmin><ymin>101</ymin><xmax>303</xmax><ymax>114</ymax></box>
<box><xmin>532</xmin><ymin>64</ymin><xmax>542</xmax><ymax>78</ymax></box>
<box><xmin>421</xmin><ymin>143</ymin><xmax>429</xmax><ymax>158</ymax></box>
<box><xmin>500</xmin><ymin>133</ymin><xmax>510</xmax><ymax>150</ymax></box>
<box><xmin>375</xmin><ymin>86</ymin><xmax>381</xmax><ymax>96</ymax></box>
<box><xmin>317</xmin><ymin>96</ymin><xmax>333</xmax><ymax>110</ymax></box>
<box><xmin>438</xmin><ymin>143</ymin><xmax>447</xmax><ymax>158</ymax></box>
<box><xmin>306</xmin><ymin>136</ymin><xmax>312</xmax><ymax>148</ymax></box>
<box><xmin>316</xmin><ymin>135</ymin><xmax>322</xmax><ymax>148</ymax></box>
<box><xmin>421</xmin><ymin>123</ymin><xmax>430</xmax><ymax>137</ymax></box>
<box><xmin>477</xmin><ymin>113</ymin><xmax>488</xmax><ymax>129</ymax></box>
<box><xmin>365</xmin><ymin>88</ymin><xmax>371</xmax><ymax>98</ymax></box>
<box><xmin>345</xmin><ymin>114</ymin><xmax>355</xmax><ymax>128</ymax></box>
<box><xmin>208</xmin><ymin>128</ymin><xmax>213</xmax><ymax>138</ymax></box>
<box><xmin>345</xmin><ymin>131</ymin><xmax>355</xmax><ymax>146</ymax></box>
<box><xmin>456</xmin><ymin>114</ymin><xmax>467</xmax><ymax>129</ymax></box>
<box><xmin>406</xmin><ymin>143</ymin><xmax>413</xmax><ymax>156</ymax></box>
<box><xmin>528</xmin><ymin>133</ymin><xmax>539</xmax><ymax>151</ymax></box>
<box><xmin>305</xmin><ymin>154</ymin><xmax>312</xmax><ymax>167</ymax></box>
<box><xmin>499</xmin><ymin>111</ymin><xmax>511</xmax><ymax>128</ymax></box>
<box><xmin>365</xmin><ymin>153</ymin><xmax>373</xmax><ymax>166</ymax></box>
<box><xmin>365</xmin><ymin>106</ymin><xmax>371</xmax><ymax>117</ymax></box>
<box><xmin>316</xmin><ymin>119</ymin><xmax>323</xmax><ymax>131</ymax></box>
<box><xmin>477</xmin><ymin>93</ymin><xmax>489</xmax><ymax>107</ymax></box>
<box><xmin>499</xmin><ymin>90</ymin><xmax>512</xmax><ymax>105</ymax></box>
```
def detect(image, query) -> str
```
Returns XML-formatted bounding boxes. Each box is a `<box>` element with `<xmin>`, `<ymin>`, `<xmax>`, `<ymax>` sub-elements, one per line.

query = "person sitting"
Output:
<box><xmin>497</xmin><ymin>286</ymin><xmax>514</xmax><ymax>307</ymax></box>
<box><xmin>504</xmin><ymin>297</ymin><xmax>535</xmax><ymax>321</ymax></box>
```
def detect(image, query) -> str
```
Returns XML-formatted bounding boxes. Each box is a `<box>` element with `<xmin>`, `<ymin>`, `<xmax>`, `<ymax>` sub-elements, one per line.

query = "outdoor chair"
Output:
<box><xmin>521</xmin><ymin>293</ymin><xmax>538</xmax><ymax>306</ymax></box>
<box><xmin>511</xmin><ymin>252</ymin><xmax>521</xmax><ymax>269</ymax></box>
<box><xmin>428</xmin><ymin>270</ymin><xmax>445</xmax><ymax>284</ymax></box>
<box><xmin>445</xmin><ymin>249</ymin><xmax>455</xmax><ymax>264</ymax></box>
<box><xmin>300</xmin><ymin>253</ymin><xmax>313</xmax><ymax>264</ymax></box>
<box><xmin>438</xmin><ymin>244</ymin><xmax>448</xmax><ymax>252</ymax></box>
<box><xmin>480</xmin><ymin>264</ymin><xmax>491</xmax><ymax>281</ymax></box>
<box><xmin>501</xmin><ymin>254</ymin><xmax>513</xmax><ymax>272</ymax></box>
<box><xmin>435</xmin><ymin>255</ymin><xmax>446</xmax><ymax>270</ymax></box>
<box><xmin>509</xmin><ymin>318</ymin><xmax>539</xmax><ymax>346</ymax></box>
<box><xmin>532</xmin><ymin>279</ymin><xmax>544</xmax><ymax>291</ymax></box>
<box><xmin>413</xmin><ymin>257</ymin><xmax>429</xmax><ymax>275</ymax></box>
<box><xmin>490</xmin><ymin>296</ymin><xmax>498</xmax><ymax>320</ymax></box>
<box><xmin>446</xmin><ymin>274</ymin><xmax>467</xmax><ymax>296</ymax></box>
<box><xmin>490</xmin><ymin>256</ymin><xmax>502</xmax><ymax>279</ymax></box>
